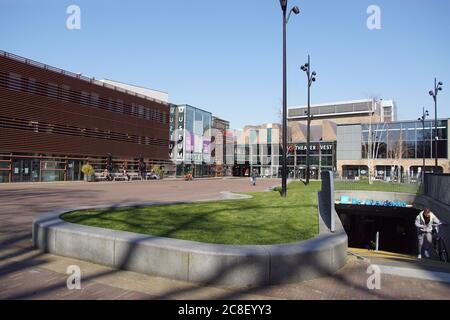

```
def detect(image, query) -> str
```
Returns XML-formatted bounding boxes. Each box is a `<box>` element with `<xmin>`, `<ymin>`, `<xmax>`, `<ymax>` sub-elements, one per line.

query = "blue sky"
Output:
<box><xmin>1</xmin><ymin>0</ymin><xmax>449</xmax><ymax>129</ymax></box>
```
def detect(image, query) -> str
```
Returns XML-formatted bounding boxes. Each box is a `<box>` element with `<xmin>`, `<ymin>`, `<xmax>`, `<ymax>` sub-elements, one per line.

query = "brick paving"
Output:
<box><xmin>0</xmin><ymin>178</ymin><xmax>450</xmax><ymax>300</ymax></box>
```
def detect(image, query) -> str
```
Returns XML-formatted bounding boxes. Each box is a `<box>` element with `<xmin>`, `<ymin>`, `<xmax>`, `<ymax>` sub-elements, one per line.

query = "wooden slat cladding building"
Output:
<box><xmin>0</xmin><ymin>50</ymin><xmax>170</xmax><ymax>183</ymax></box>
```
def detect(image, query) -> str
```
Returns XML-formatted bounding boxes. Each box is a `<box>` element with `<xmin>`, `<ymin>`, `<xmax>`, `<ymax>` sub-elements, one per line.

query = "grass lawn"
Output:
<box><xmin>334</xmin><ymin>180</ymin><xmax>420</xmax><ymax>194</ymax></box>
<box><xmin>62</xmin><ymin>182</ymin><xmax>320</xmax><ymax>245</ymax></box>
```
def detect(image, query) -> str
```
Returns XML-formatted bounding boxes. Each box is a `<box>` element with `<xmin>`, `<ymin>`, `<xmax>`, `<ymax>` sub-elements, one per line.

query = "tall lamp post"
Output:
<box><xmin>418</xmin><ymin>108</ymin><xmax>430</xmax><ymax>184</ymax></box>
<box><xmin>279</xmin><ymin>0</ymin><xmax>300</xmax><ymax>197</ymax></box>
<box><xmin>429</xmin><ymin>78</ymin><xmax>443</xmax><ymax>171</ymax></box>
<box><xmin>300</xmin><ymin>55</ymin><xmax>317</xmax><ymax>185</ymax></box>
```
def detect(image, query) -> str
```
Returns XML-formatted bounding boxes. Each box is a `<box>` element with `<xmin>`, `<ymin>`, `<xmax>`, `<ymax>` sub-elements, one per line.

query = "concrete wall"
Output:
<box><xmin>424</xmin><ymin>174</ymin><xmax>450</xmax><ymax>206</ymax></box>
<box><xmin>33</xmin><ymin>194</ymin><xmax>348</xmax><ymax>287</ymax></box>
<box><xmin>336</xmin><ymin>125</ymin><xmax>362</xmax><ymax>161</ymax></box>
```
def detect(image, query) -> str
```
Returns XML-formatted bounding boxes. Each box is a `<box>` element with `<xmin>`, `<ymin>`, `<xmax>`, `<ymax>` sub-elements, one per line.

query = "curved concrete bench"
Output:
<box><xmin>33</xmin><ymin>196</ymin><xmax>347</xmax><ymax>287</ymax></box>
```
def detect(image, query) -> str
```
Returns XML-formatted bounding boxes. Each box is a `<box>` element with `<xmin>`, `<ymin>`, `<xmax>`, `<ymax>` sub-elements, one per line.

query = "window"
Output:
<box><xmin>417</xmin><ymin>141</ymin><xmax>432</xmax><ymax>159</ymax></box>
<box><xmin>91</xmin><ymin>93</ymin><xmax>99</xmax><ymax>107</ymax></box>
<box><xmin>80</xmin><ymin>91</ymin><xmax>90</xmax><ymax>105</ymax></box>
<box><xmin>203</xmin><ymin>113</ymin><xmax>211</xmax><ymax>133</ymax></box>
<box><xmin>29</xmin><ymin>121</ymin><xmax>39</xmax><ymax>133</ymax></box>
<box><xmin>375</xmin><ymin>142</ymin><xmax>387</xmax><ymax>158</ymax></box>
<box><xmin>131</xmin><ymin>103</ymin><xmax>137</xmax><ymax>116</ymax></box>
<box><xmin>434</xmin><ymin>140</ymin><xmax>448</xmax><ymax>159</ymax></box>
<box><xmin>47</xmin><ymin>83</ymin><xmax>58</xmax><ymax>98</ymax></box>
<box><xmin>46</xmin><ymin>124</ymin><xmax>54</xmax><ymax>134</ymax></box>
<box><xmin>27</xmin><ymin>78</ymin><xmax>36</xmax><ymax>94</ymax></box>
<box><xmin>402</xmin><ymin>122</ymin><xmax>416</xmax><ymax>141</ymax></box>
<box><xmin>403</xmin><ymin>141</ymin><xmax>416</xmax><ymax>159</ymax></box>
<box><xmin>436</xmin><ymin>127</ymin><xmax>448</xmax><ymax>140</ymax></box>
<box><xmin>138</xmin><ymin>105</ymin><xmax>145</xmax><ymax>117</ymax></box>
<box><xmin>61</xmin><ymin>85</ymin><xmax>71</xmax><ymax>102</ymax></box>
<box><xmin>8</xmin><ymin>72</ymin><xmax>22</xmax><ymax>91</ymax></box>
<box><xmin>194</xmin><ymin>109</ymin><xmax>203</xmax><ymax>135</ymax></box>
<box><xmin>117</xmin><ymin>100</ymin><xmax>124</xmax><ymax>113</ymax></box>
<box><xmin>107</xmin><ymin>99</ymin><xmax>115</xmax><ymax>112</ymax></box>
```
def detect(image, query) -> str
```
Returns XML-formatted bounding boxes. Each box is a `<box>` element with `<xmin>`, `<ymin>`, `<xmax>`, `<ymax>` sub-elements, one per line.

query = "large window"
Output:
<box><xmin>361</xmin><ymin>121</ymin><xmax>448</xmax><ymax>159</ymax></box>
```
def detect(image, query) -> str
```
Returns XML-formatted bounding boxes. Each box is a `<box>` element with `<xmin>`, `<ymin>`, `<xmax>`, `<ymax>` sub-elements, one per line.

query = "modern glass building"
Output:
<box><xmin>169</xmin><ymin>104</ymin><xmax>213</xmax><ymax>177</ymax></box>
<box><xmin>231</xmin><ymin>124</ymin><xmax>281</xmax><ymax>177</ymax></box>
<box><xmin>287</xmin><ymin>141</ymin><xmax>337</xmax><ymax>180</ymax></box>
<box><xmin>230</xmin><ymin>123</ymin><xmax>337</xmax><ymax>179</ymax></box>
<box><xmin>337</xmin><ymin>119</ymin><xmax>450</xmax><ymax>180</ymax></box>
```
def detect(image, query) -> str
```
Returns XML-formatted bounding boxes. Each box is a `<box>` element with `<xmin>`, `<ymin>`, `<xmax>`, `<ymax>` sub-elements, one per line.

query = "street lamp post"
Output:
<box><xmin>429</xmin><ymin>78</ymin><xmax>443</xmax><ymax>171</ymax></box>
<box><xmin>279</xmin><ymin>0</ymin><xmax>300</xmax><ymax>198</ymax></box>
<box><xmin>300</xmin><ymin>55</ymin><xmax>317</xmax><ymax>185</ymax></box>
<box><xmin>418</xmin><ymin>108</ymin><xmax>430</xmax><ymax>184</ymax></box>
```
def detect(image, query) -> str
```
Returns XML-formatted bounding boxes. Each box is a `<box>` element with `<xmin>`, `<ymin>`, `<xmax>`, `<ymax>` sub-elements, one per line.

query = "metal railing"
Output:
<box><xmin>334</xmin><ymin>177</ymin><xmax>421</xmax><ymax>194</ymax></box>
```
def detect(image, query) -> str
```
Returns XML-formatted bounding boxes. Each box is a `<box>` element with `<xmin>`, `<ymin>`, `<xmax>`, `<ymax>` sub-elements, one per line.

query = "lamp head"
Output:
<box><xmin>312</xmin><ymin>71</ymin><xmax>317</xmax><ymax>76</ymax></box>
<box><xmin>312</xmin><ymin>77</ymin><xmax>316</xmax><ymax>82</ymax></box>
<box><xmin>292</xmin><ymin>6</ymin><xmax>300</xmax><ymax>14</ymax></box>
<box><xmin>438</xmin><ymin>87</ymin><xmax>443</xmax><ymax>91</ymax></box>
<box><xmin>429</xmin><ymin>90</ymin><xmax>434</xmax><ymax>96</ymax></box>
<box><xmin>438</xmin><ymin>81</ymin><xmax>443</xmax><ymax>86</ymax></box>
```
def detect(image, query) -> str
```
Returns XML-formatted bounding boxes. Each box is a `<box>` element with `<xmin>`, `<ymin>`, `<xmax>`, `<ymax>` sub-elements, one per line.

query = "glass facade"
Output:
<box><xmin>0</xmin><ymin>154</ymin><xmax>87</xmax><ymax>183</ymax></box>
<box><xmin>171</xmin><ymin>105</ymin><xmax>213</xmax><ymax>177</ymax></box>
<box><xmin>361</xmin><ymin>120</ymin><xmax>448</xmax><ymax>159</ymax></box>
<box><xmin>232</xmin><ymin>140</ymin><xmax>336</xmax><ymax>180</ymax></box>
<box><xmin>289</xmin><ymin>142</ymin><xmax>336</xmax><ymax>180</ymax></box>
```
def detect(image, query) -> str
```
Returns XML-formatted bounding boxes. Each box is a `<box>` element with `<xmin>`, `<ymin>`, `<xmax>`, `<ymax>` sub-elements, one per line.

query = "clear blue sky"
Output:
<box><xmin>1</xmin><ymin>0</ymin><xmax>449</xmax><ymax>129</ymax></box>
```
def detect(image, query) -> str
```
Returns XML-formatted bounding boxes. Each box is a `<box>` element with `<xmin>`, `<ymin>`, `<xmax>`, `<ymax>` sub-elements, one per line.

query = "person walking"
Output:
<box><xmin>251</xmin><ymin>169</ymin><xmax>257</xmax><ymax>186</ymax></box>
<box><xmin>415</xmin><ymin>208</ymin><xmax>441</xmax><ymax>259</ymax></box>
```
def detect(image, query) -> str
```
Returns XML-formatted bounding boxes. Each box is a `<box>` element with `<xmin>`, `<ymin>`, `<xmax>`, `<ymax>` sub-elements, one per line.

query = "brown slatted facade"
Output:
<box><xmin>0</xmin><ymin>53</ymin><xmax>169</xmax><ymax>161</ymax></box>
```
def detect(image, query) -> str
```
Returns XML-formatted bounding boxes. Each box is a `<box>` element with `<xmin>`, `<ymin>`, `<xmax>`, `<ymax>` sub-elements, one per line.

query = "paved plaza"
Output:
<box><xmin>1</xmin><ymin>178</ymin><xmax>450</xmax><ymax>300</ymax></box>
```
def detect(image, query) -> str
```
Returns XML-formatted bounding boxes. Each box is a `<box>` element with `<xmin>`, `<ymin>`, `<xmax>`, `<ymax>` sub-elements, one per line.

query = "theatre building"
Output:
<box><xmin>0</xmin><ymin>50</ymin><xmax>170</xmax><ymax>183</ymax></box>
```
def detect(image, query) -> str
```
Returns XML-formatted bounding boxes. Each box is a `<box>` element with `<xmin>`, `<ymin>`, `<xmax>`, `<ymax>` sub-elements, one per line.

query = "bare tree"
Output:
<box><xmin>365</xmin><ymin>98</ymin><xmax>386</xmax><ymax>183</ymax></box>
<box><xmin>387</xmin><ymin>128</ymin><xmax>408</xmax><ymax>182</ymax></box>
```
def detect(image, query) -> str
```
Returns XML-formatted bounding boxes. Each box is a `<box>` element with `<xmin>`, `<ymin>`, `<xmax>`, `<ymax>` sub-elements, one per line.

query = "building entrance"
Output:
<box><xmin>11</xmin><ymin>159</ymin><xmax>40</xmax><ymax>183</ymax></box>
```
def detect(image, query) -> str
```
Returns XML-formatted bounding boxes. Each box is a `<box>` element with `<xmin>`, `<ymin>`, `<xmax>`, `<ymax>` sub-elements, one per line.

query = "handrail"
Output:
<box><xmin>0</xmin><ymin>49</ymin><xmax>169</xmax><ymax>106</ymax></box>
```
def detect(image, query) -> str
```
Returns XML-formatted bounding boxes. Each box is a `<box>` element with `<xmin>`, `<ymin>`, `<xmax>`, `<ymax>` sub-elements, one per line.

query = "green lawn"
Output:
<box><xmin>62</xmin><ymin>182</ymin><xmax>320</xmax><ymax>245</ymax></box>
<box><xmin>334</xmin><ymin>180</ymin><xmax>420</xmax><ymax>194</ymax></box>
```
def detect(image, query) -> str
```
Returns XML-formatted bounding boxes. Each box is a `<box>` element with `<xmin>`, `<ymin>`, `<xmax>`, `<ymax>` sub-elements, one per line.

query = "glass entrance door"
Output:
<box><xmin>12</xmin><ymin>159</ymin><xmax>32</xmax><ymax>183</ymax></box>
<box><xmin>31</xmin><ymin>160</ymin><xmax>40</xmax><ymax>182</ymax></box>
<box><xmin>67</xmin><ymin>160</ymin><xmax>82</xmax><ymax>181</ymax></box>
<box><xmin>310</xmin><ymin>167</ymin><xmax>319</xmax><ymax>180</ymax></box>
